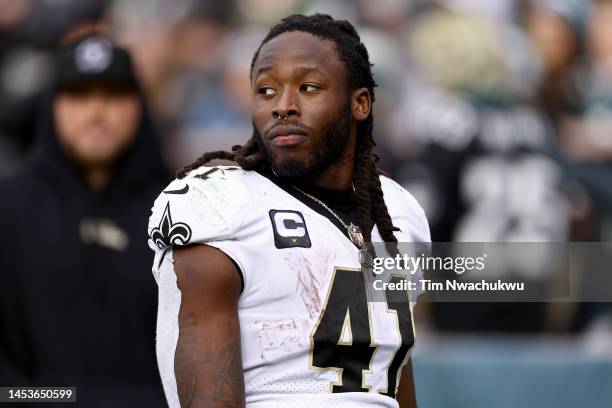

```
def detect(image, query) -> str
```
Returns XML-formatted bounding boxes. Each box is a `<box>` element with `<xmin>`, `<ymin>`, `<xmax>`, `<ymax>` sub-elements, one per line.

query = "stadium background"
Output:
<box><xmin>1</xmin><ymin>0</ymin><xmax>611</xmax><ymax>406</ymax></box>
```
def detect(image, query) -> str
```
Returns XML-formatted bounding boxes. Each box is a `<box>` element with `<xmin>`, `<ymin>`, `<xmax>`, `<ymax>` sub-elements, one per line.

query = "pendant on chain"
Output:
<box><xmin>347</xmin><ymin>223</ymin><xmax>364</xmax><ymax>248</ymax></box>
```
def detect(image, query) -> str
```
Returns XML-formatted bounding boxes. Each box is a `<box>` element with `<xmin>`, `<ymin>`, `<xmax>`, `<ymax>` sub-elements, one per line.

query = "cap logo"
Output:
<box><xmin>74</xmin><ymin>37</ymin><xmax>113</xmax><ymax>74</ymax></box>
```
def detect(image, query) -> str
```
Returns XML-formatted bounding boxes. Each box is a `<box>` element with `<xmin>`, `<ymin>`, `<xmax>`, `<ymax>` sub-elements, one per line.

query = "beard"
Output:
<box><xmin>254</xmin><ymin>98</ymin><xmax>352</xmax><ymax>179</ymax></box>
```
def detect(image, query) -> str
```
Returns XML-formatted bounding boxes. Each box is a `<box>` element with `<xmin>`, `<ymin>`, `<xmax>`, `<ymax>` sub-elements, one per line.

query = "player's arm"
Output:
<box><xmin>396</xmin><ymin>359</ymin><xmax>418</xmax><ymax>408</ymax></box>
<box><xmin>173</xmin><ymin>244</ymin><xmax>245</xmax><ymax>408</ymax></box>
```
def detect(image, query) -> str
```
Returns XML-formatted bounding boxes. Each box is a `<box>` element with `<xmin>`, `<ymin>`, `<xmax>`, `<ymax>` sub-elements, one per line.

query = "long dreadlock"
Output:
<box><xmin>177</xmin><ymin>13</ymin><xmax>399</xmax><ymax>247</ymax></box>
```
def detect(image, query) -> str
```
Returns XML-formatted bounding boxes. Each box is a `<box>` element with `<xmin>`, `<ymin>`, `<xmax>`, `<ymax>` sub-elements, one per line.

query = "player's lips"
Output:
<box><xmin>267</xmin><ymin>125</ymin><xmax>309</xmax><ymax>147</ymax></box>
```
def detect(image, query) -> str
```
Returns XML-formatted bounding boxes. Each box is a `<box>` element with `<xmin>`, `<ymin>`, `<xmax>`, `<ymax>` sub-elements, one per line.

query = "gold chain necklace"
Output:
<box><xmin>291</xmin><ymin>185</ymin><xmax>374</xmax><ymax>274</ymax></box>
<box><xmin>292</xmin><ymin>186</ymin><xmax>364</xmax><ymax>248</ymax></box>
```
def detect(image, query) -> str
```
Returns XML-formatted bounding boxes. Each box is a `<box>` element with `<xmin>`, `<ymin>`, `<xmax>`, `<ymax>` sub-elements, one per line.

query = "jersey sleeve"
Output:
<box><xmin>147</xmin><ymin>166</ymin><xmax>250</xmax><ymax>283</ymax></box>
<box><xmin>401</xmin><ymin>187</ymin><xmax>431</xmax><ymax>244</ymax></box>
<box><xmin>380</xmin><ymin>175</ymin><xmax>431</xmax><ymax>312</ymax></box>
<box><xmin>400</xmin><ymin>184</ymin><xmax>431</xmax><ymax>309</ymax></box>
<box><xmin>380</xmin><ymin>175</ymin><xmax>431</xmax><ymax>243</ymax></box>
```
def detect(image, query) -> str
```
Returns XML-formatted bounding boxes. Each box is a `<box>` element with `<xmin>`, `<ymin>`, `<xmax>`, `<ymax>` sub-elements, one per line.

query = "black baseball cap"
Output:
<box><xmin>54</xmin><ymin>36</ymin><xmax>139</xmax><ymax>90</ymax></box>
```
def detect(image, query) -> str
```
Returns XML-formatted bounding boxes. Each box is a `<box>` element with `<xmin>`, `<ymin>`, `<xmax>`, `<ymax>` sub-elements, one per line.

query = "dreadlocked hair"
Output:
<box><xmin>177</xmin><ymin>13</ymin><xmax>399</xmax><ymax>248</ymax></box>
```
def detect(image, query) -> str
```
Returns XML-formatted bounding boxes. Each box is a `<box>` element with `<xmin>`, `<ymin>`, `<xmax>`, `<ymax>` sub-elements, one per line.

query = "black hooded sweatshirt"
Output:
<box><xmin>0</xmin><ymin>89</ymin><xmax>169</xmax><ymax>407</ymax></box>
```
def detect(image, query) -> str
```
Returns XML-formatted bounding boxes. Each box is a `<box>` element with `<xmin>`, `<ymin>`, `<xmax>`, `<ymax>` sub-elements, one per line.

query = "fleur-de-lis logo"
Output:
<box><xmin>150</xmin><ymin>202</ymin><xmax>192</xmax><ymax>249</ymax></box>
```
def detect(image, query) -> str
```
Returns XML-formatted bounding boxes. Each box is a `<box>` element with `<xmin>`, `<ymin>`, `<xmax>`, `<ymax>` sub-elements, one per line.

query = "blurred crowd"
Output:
<box><xmin>1</xmin><ymin>0</ymin><xmax>612</xmax><ymax>399</ymax></box>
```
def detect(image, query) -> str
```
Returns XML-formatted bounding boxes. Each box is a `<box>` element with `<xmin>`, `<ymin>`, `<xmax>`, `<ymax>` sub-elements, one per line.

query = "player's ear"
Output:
<box><xmin>351</xmin><ymin>87</ymin><xmax>371</xmax><ymax>122</ymax></box>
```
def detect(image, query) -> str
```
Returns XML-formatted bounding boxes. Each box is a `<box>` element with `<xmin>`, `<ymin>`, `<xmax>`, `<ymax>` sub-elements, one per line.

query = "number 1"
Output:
<box><xmin>310</xmin><ymin>268</ymin><xmax>414</xmax><ymax>396</ymax></box>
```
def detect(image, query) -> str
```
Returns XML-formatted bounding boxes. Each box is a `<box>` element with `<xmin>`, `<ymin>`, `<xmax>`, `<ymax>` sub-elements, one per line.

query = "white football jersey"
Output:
<box><xmin>148</xmin><ymin>165</ymin><xmax>430</xmax><ymax>408</ymax></box>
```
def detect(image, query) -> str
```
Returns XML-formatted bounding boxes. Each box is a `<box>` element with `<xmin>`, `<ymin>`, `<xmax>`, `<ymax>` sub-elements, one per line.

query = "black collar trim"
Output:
<box><xmin>256</xmin><ymin>168</ymin><xmax>361</xmax><ymax>249</ymax></box>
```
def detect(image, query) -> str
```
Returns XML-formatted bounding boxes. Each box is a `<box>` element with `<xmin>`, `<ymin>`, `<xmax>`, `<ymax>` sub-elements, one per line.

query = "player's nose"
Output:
<box><xmin>272</xmin><ymin>88</ymin><xmax>300</xmax><ymax>120</ymax></box>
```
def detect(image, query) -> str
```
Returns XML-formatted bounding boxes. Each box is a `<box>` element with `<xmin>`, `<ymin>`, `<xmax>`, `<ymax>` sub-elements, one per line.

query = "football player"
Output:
<box><xmin>148</xmin><ymin>14</ymin><xmax>430</xmax><ymax>408</ymax></box>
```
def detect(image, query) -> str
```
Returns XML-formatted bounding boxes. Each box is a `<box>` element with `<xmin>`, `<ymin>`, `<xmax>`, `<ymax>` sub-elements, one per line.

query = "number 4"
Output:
<box><xmin>309</xmin><ymin>267</ymin><xmax>414</xmax><ymax>396</ymax></box>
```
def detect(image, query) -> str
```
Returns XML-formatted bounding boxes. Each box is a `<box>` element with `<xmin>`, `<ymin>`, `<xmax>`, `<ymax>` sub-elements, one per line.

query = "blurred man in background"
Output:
<box><xmin>0</xmin><ymin>0</ymin><xmax>111</xmax><ymax>169</ymax></box>
<box><xmin>0</xmin><ymin>35</ymin><xmax>168</xmax><ymax>407</ymax></box>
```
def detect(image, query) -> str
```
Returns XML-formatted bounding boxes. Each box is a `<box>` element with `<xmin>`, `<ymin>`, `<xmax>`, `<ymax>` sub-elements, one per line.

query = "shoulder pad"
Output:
<box><xmin>148</xmin><ymin>165</ymin><xmax>250</xmax><ymax>250</ymax></box>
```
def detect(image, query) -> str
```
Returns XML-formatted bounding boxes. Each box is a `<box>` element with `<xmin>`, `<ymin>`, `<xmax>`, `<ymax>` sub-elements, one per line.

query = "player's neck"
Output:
<box><xmin>264</xmin><ymin>164</ymin><xmax>356</xmax><ymax>209</ymax></box>
<box><xmin>294</xmin><ymin>179</ymin><xmax>357</xmax><ymax>210</ymax></box>
<box><xmin>303</xmin><ymin>160</ymin><xmax>353</xmax><ymax>191</ymax></box>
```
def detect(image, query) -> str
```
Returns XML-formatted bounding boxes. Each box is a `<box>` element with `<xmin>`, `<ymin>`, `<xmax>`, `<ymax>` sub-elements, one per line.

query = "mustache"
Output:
<box><xmin>263</xmin><ymin>120</ymin><xmax>312</xmax><ymax>138</ymax></box>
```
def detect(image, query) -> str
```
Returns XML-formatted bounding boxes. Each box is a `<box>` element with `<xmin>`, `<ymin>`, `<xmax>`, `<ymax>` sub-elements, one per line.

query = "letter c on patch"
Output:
<box><xmin>269</xmin><ymin>210</ymin><xmax>311</xmax><ymax>249</ymax></box>
<box><xmin>274</xmin><ymin>212</ymin><xmax>306</xmax><ymax>237</ymax></box>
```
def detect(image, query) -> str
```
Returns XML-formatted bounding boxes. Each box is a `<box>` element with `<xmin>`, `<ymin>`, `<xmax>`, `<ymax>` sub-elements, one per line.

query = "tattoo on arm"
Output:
<box><xmin>210</xmin><ymin>336</ymin><xmax>244</xmax><ymax>407</ymax></box>
<box><xmin>175</xmin><ymin>312</ymin><xmax>198</xmax><ymax>407</ymax></box>
<box><xmin>174</xmin><ymin>311</ymin><xmax>245</xmax><ymax>408</ymax></box>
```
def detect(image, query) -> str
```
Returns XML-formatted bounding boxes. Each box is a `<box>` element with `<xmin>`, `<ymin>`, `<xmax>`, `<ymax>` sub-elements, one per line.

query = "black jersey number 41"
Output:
<box><xmin>309</xmin><ymin>267</ymin><xmax>414</xmax><ymax>396</ymax></box>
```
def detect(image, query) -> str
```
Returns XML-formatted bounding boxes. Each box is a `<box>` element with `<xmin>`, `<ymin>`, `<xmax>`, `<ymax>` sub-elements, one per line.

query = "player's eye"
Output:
<box><xmin>301</xmin><ymin>84</ymin><xmax>320</xmax><ymax>93</ymax></box>
<box><xmin>258</xmin><ymin>86</ymin><xmax>276</xmax><ymax>96</ymax></box>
